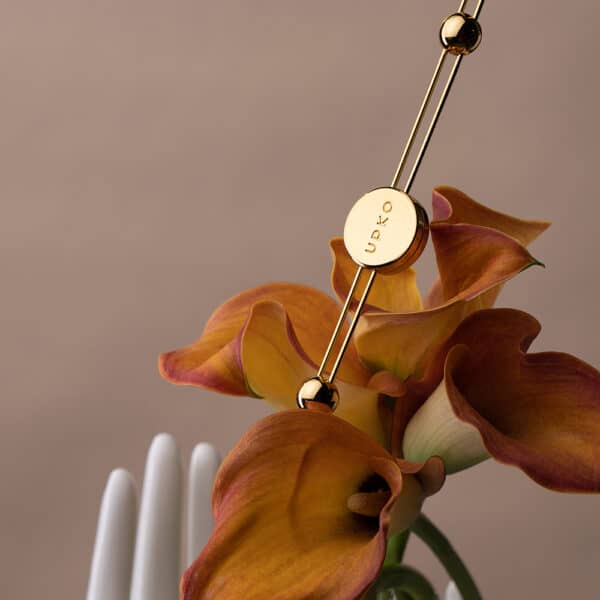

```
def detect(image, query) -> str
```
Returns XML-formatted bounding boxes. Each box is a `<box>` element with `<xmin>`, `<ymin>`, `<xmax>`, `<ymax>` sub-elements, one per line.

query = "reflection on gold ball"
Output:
<box><xmin>297</xmin><ymin>377</ymin><xmax>339</xmax><ymax>413</ymax></box>
<box><xmin>440</xmin><ymin>13</ymin><xmax>482</xmax><ymax>55</ymax></box>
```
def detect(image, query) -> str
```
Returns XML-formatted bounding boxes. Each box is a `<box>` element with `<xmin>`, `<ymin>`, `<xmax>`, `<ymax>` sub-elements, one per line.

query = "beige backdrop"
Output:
<box><xmin>2</xmin><ymin>1</ymin><xmax>599</xmax><ymax>598</ymax></box>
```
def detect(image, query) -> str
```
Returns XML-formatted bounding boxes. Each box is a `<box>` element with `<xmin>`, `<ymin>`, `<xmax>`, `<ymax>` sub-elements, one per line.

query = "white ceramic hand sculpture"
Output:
<box><xmin>86</xmin><ymin>434</ymin><xmax>220</xmax><ymax>600</ymax></box>
<box><xmin>87</xmin><ymin>433</ymin><xmax>460</xmax><ymax>600</ymax></box>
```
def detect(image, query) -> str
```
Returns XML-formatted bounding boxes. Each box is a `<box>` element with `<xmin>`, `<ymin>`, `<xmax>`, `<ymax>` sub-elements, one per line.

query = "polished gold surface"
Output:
<box><xmin>297</xmin><ymin>377</ymin><xmax>339</xmax><ymax>413</ymax></box>
<box><xmin>317</xmin><ymin>265</ymin><xmax>363</xmax><ymax>378</ymax></box>
<box><xmin>390</xmin><ymin>49</ymin><xmax>447</xmax><ymax>191</ymax></box>
<box><xmin>343</xmin><ymin>188</ymin><xmax>429</xmax><ymax>272</ymax></box>
<box><xmin>440</xmin><ymin>13</ymin><xmax>482</xmax><ymax>55</ymax></box>
<box><xmin>391</xmin><ymin>0</ymin><xmax>484</xmax><ymax>193</ymax></box>
<box><xmin>327</xmin><ymin>269</ymin><xmax>376</xmax><ymax>382</ymax></box>
<box><xmin>299</xmin><ymin>0</ymin><xmax>485</xmax><ymax>410</ymax></box>
<box><xmin>460</xmin><ymin>0</ymin><xmax>485</xmax><ymax>20</ymax></box>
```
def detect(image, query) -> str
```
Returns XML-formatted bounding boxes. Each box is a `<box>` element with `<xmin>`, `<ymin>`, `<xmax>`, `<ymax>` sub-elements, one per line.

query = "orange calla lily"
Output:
<box><xmin>182</xmin><ymin>411</ymin><xmax>444</xmax><ymax>600</ymax></box>
<box><xmin>160</xmin><ymin>186</ymin><xmax>600</xmax><ymax>598</ymax></box>
<box><xmin>403</xmin><ymin>309</ymin><xmax>600</xmax><ymax>491</ymax></box>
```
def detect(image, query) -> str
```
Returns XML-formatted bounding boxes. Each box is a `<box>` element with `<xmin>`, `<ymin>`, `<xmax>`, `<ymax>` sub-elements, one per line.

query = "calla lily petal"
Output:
<box><xmin>356</xmin><ymin>302</ymin><xmax>472</xmax><ymax>381</ymax></box>
<box><xmin>242</xmin><ymin>301</ymin><xmax>384</xmax><ymax>441</ymax></box>
<box><xmin>426</xmin><ymin>187</ymin><xmax>549</xmax><ymax>307</ymax></box>
<box><xmin>431</xmin><ymin>186</ymin><xmax>549</xmax><ymax>244</ymax></box>
<box><xmin>429</xmin><ymin>223</ymin><xmax>542</xmax><ymax>304</ymax></box>
<box><xmin>160</xmin><ymin>327</ymin><xmax>248</xmax><ymax>396</ymax></box>
<box><xmin>159</xmin><ymin>282</ymin><xmax>369</xmax><ymax>397</ymax></box>
<box><xmin>355</xmin><ymin>189</ymin><xmax>547</xmax><ymax>380</ymax></box>
<box><xmin>182</xmin><ymin>411</ymin><xmax>443</xmax><ymax>600</ymax></box>
<box><xmin>406</xmin><ymin>309</ymin><xmax>600</xmax><ymax>492</ymax></box>
<box><xmin>368</xmin><ymin>371</ymin><xmax>408</xmax><ymax>398</ymax></box>
<box><xmin>330</xmin><ymin>238</ymin><xmax>423</xmax><ymax>314</ymax></box>
<box><xmin>403</xmin><ymin>379</ymin><xmax>489</xmax><ymax>473</ymax></box>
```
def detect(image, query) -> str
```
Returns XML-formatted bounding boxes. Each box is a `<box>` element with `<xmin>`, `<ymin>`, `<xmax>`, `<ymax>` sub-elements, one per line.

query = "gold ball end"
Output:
<box><xmin>440</xmin><ymin>13</ymin><xmax>482</xmax><ymax>56</ymax></box>
<box><xmin>297</xmin><ymin>377</ymin><xmax>338</xmax><ymax>413</ymax></box>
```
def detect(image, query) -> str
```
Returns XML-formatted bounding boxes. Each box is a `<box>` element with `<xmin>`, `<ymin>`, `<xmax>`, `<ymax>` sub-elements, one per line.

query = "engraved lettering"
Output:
<box><xmin>362</xmin><ymin>199</ymin><xmax>394</xmax><ymax>255</ymax></box>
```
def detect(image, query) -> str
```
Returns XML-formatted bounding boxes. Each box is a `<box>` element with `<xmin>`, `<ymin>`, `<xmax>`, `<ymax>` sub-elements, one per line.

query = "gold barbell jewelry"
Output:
<box><xmin>297</xmin><ymin>0</ymin><xmax>485</xmax><ymax>412</ymax></box>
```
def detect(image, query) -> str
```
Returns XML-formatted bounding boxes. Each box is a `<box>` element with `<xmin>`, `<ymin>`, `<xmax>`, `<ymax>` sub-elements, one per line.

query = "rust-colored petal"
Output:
<box><xmin>426</xmin><ymin>187</ymin><xmax>549</xmax><ymax>307</ymax></box>
<box><xmin>431</xmin><ymin>186</ymin><xmax>549</xmax><ymax>244</ymax></box>
<box><xmin>425</xmin><ymin>309</ymin><xmax>600</xmax><ymax>492</ymax></box>
<box><xmin>182</xmin><ymin>411</ymin><xmax>442</xmax><ymax>600</ymax></box>
<box><xmin>330</xmin><ymin>238</ymin><xmax>423</xmax><ymax>314</ymax></box>
<box><xmin>159</xmin><ymin>282</ymin><xmax>369</xmax><ymax>397</ymax></box>
<box><xmin>160</xmin><ymin>326</ymin><xmax>247</xmax><ymax>396</ymax></box>
<box><xmin>355</xmin><ymin>189</ymin><xmax>547</xmax><ymax>381</ymax></box>
<box><xmin>367</xmin><ymin>371</ymin><xmax>408</xmax><ymax>398</ymax></box>
<box><xmin>429</xmin><ymin>222</ymin><xmax>543</xmax><ymax>304</ymax></box>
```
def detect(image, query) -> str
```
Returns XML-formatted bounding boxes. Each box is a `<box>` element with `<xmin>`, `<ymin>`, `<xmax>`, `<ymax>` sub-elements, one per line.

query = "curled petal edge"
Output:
<box><xmin>182</xmin><ymin>411</ymin><xmax>444</xmax><ymax>600</ymax></box>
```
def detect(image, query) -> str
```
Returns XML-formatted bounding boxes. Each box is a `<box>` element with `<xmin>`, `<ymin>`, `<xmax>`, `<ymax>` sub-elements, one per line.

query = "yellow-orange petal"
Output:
<box><xmin>355</xmin><ymin>300</ymin><xmax>471</xmax><ymax>382</ymax></box>
<box><xmin>330</xmin><ymin>238</ymin><xmax>423</xmax><ymax>314</ymax></box>
<box><xmin>427</xmin><ymin>309</ymin><xmax>600</xmax><ymax>492</ymax></box>
<box><xmin>242</xmin><ymin>301</ymin><xmax>383</xmax><ymax>442</ymax></box>
<box><xmin>182</xmin><ymin>411</ymin><xmax>441</xmax><ymax>600</ymax></box>
<box><xmin>159</xmin><ymin>282</ymin><xmax>369</xmax><ymax>397</ymax></box>
<box><xmin>426</xmin><ymin>187</ymin><xmax>549</xmax><ymax>308</ymax></box>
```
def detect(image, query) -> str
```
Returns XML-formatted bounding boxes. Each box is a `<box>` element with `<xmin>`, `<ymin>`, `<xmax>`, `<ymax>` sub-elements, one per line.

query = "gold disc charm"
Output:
<box><xmin>343</xmin><ymin>187</ymin><xmax>429</xmax><ymax>274</ymax></box>
<box><xmin>298</xmin><ymin>1</ymin><xmax>485</xmax><ymax>410</ymax></box>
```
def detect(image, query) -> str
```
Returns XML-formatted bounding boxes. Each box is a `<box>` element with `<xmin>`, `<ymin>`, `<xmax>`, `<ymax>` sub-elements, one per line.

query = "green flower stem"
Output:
<box><xmin>366</xmin><ymin>565</ymin><xmax>437</xmax><ymax>600</ymax></box>
<box><xmin>410</xmin><ymin>514</ymin><xmax>483</xmax><ymax>600</ymax></box>
<box><xmin>385</xmin><ymin>530</ymin><xmax>410</xmax><ymax>566</ymax></box>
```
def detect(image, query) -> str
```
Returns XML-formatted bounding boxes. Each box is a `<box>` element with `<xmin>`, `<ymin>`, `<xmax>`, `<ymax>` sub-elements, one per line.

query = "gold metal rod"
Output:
<box><xmin>391</xmin><ymin>49</ymin><xmax>448</xmax><ymax>190</ymax></box>
<box><xmin>328</xmin><ymin>270</ymin><xmax>377</xmax><ymax>382</ymax></box>
<box><xmin>459</xmin><ymin>0</ymin><xmax>485</xmax><ymax>18</ymax></box>
<box><xmin>317</xmin><ymin>265</ymin><xmax>364</xmax><ymax>377</ymax></box>
<box><xmin>305</xmin><ymin>0</ymin><xmax>485</xmax><ymax>405</ymax></box>
<box><xmin>473</xmin><ymin>0</ymin><xmax>485</xmax><ymax>19</ymax></box>
<box><xmin>403</xmin><ymin>53</ymin><xmax>464</xmax><ymax>194</ymax></box>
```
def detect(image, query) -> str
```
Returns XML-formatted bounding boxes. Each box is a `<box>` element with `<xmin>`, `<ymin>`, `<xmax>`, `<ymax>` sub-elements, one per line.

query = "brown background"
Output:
<box><xmin>1</xmin><ymin>1</ymin><xmax>599</xmax><ymax>598</ymax></box>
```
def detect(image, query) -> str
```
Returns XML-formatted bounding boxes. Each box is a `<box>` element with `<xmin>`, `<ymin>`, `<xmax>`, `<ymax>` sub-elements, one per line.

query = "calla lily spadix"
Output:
<box><xmin>160</xmin><ymin>187</ymin><xmax>600</xmax><ymax>599</ymax></box>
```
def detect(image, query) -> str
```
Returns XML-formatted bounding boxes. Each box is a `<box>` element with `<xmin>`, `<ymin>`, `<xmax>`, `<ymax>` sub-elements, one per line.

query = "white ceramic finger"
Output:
<box><xmin>130</xmin><ymin>434</ymin><xmax>183</xmax><ymax>600</ymax></box>
<box><xmin>445</xmin><ymin>581</ymin><xmax>463</xmax><ymax>600</ymax></box>
<box><xmin>86</xmin><ymin>469</ymin><xmax>137</xmax><ymax>600</ymax></box>
<box><xmin>186</xmin><ymin>443</ymin><xmax>220</xmax><ymax>566</ymax></box>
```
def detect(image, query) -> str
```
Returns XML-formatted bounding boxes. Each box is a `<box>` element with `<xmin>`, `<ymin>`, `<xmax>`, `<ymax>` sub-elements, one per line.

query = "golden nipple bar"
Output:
<box><xmin>297</xmin><ymin>0</ymin><xmax>484</xmax><ymax>412</ymax></box>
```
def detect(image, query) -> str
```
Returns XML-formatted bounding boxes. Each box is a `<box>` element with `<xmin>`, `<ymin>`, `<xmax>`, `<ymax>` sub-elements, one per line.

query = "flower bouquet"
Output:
<box><xmin>159</xmin><ymin>187</ymin><xmax>600</xmax><ymax>599</ymax></box>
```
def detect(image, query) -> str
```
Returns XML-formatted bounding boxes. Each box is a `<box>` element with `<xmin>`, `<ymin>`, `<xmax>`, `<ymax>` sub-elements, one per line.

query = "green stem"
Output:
<box><xmin>366</xmin><ymin>565</ymin><xmax>437</xmax><ymax>600</ymax></box>
<box><xmin>385</xmin><ymin>530</ymin><xmax>410</xmax><ymax>566</ymax></box>
<box><xmin>410</xmin><ymin>514</ymin><xmax>483</xmax><ymax>600</ymax></box>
